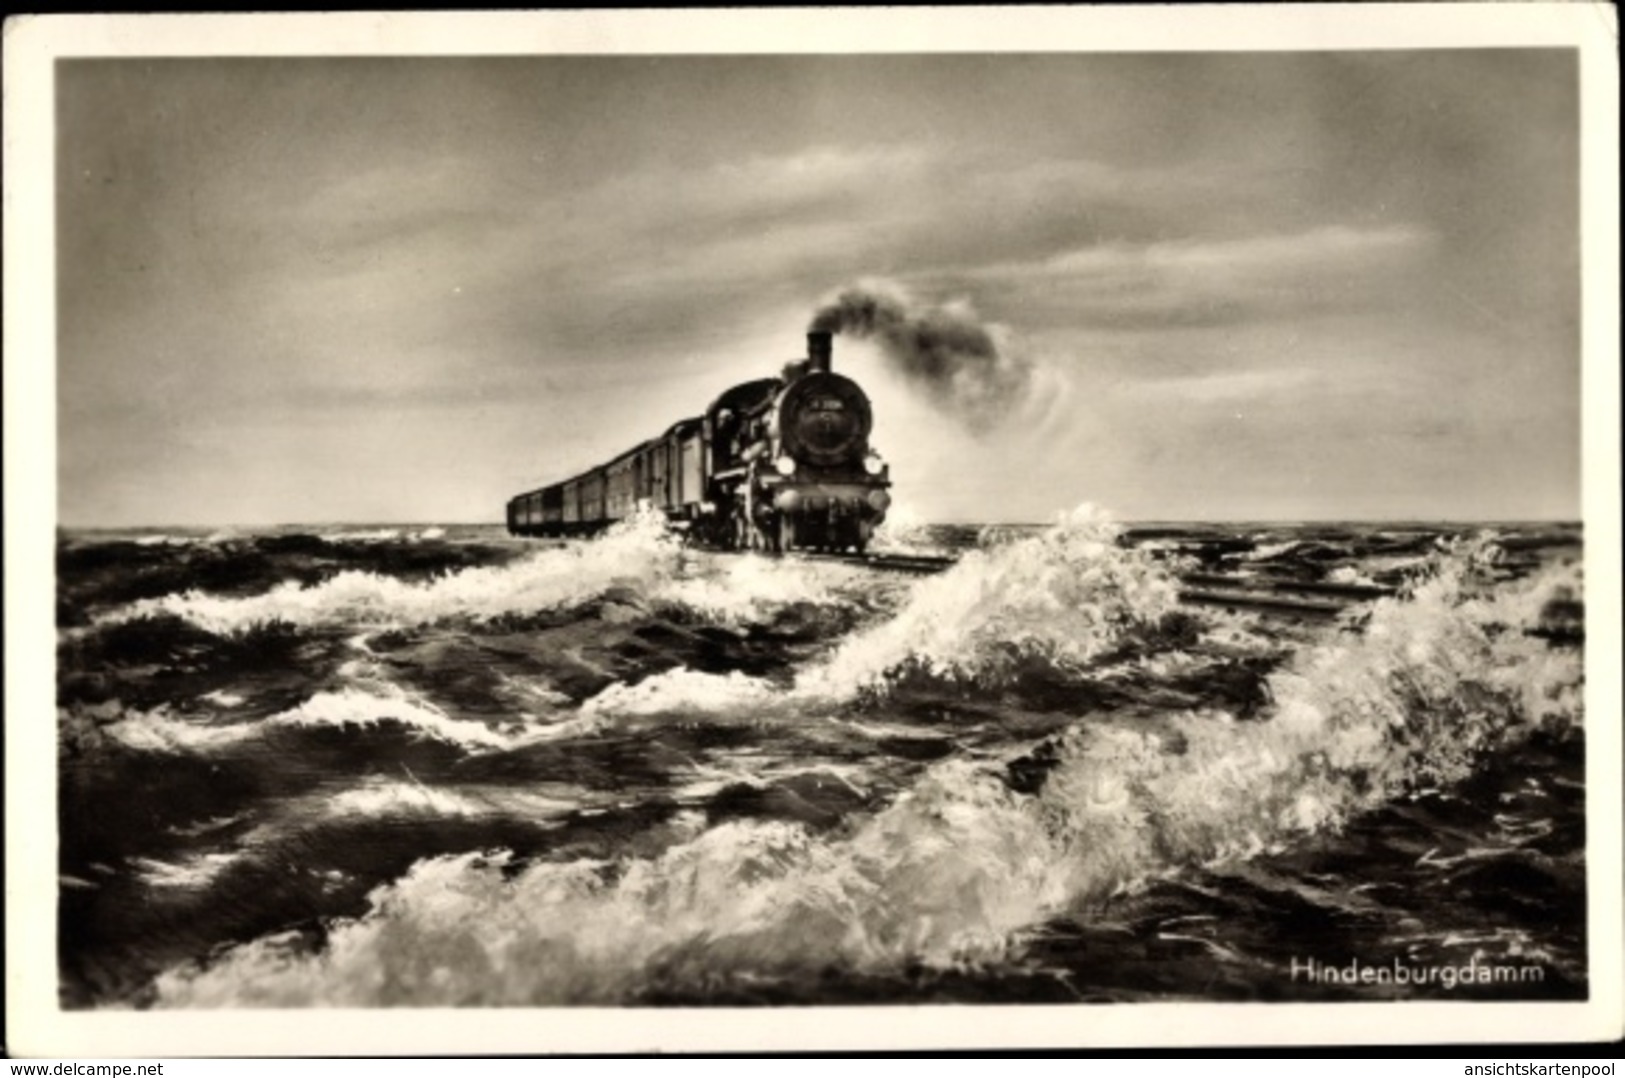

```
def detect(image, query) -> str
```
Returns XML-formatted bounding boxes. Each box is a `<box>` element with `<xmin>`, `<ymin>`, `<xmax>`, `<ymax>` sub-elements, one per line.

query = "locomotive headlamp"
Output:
<box><xmin>774</xmin><ymin>456</ymin><xmax>796</xmax><ymax>477</ymax></box>
<box><xmin>863</xmin><ymin>453</ymin><xmax>885</xmax><ymax>476</ymax></box>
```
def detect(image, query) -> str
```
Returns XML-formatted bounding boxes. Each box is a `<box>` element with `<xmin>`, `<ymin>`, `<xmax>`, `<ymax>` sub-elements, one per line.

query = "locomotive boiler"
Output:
<box><xmin>506</xmin><ymin>331</ymin><xmax>891</xmax><ymax>554</ymax></box>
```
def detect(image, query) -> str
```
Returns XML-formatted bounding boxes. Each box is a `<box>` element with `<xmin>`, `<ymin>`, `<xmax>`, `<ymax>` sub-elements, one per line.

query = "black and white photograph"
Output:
<box><xmin>5</xmin><ymin>7</ymin><xmax>1620</xmax><ymax>1055</ymax></box>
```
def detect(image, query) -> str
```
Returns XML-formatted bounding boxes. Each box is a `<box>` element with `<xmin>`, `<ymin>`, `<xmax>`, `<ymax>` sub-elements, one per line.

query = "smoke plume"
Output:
<box><xmin>809</xmin><ymin>282</ymin><xmax>1035</xmax><ymax>433</ymax></box>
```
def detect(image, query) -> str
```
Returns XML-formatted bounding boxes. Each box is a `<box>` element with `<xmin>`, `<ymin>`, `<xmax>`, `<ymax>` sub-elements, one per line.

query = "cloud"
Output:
<box><xmin>1131</xmin><ymin>365</ymin><xmax>1325</xmax><ymax>405</ymax></box>
<box><xmin>215</xmin><ymin>143</ymin><xmax>1321</xmax><ymax>400</ymax></box>
<box><xmin>508</xmin><ymin>147</ymin><xmax>1209</xmax><ymax>316</ymax></box>
<box><xmin>951</xmin><ymin>224</ymin><xmax>1438</xmax><ymax>331</ymax></box>
<box><xmin>53</xmin><ymin>54</ymin><xmax>1579</xmax><ymax>525</ymax></box>
<box><xmin>1043</xmin><ymin>225</ymin><xmax>1433</xmax><ymax>281</ymax></box>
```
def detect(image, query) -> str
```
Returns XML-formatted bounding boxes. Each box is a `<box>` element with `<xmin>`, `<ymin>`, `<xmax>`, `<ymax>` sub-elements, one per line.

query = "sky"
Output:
<box><xmin>55</xmin><ymin>49</ymin><xmax>1582</xmax><ymax>526</ymax></box>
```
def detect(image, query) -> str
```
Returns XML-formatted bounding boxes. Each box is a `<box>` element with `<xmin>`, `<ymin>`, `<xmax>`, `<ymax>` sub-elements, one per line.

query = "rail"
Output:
<box><xmin>796</xmin><ymin>551</ymin><xmax>1397</xmax><ymax>619</ymax></box>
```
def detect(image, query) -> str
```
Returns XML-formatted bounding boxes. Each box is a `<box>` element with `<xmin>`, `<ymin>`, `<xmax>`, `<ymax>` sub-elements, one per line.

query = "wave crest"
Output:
<box><xmin>83</xmin><ymin>681</ymin><xmax>598</xmax><ymax>757</ymax></box>
<box><xmin>95</xmin><ymin>509</ymin><xmax>860</xmax><ymax>638</ymax></box>
<box><xmin>152</xmin><ymin>529</ymin><xmax>1583</xmax><ymax>1006</ymax></box>
<box><xmin>804</xmin><ymin>504</ymin><xmax>1179</xmax><ymax>696</ymax></box>
<box><xmin>98</xmin><ymin>509</ymin><xmax>686</xmax><ymax>635</ymax></box>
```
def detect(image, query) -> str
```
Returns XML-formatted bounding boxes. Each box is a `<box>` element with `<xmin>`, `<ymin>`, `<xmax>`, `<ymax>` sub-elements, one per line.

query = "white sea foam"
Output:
<box><xmin>322</xmin><ymin>780</ymin><xmax>582</xmax><ymax>822</ymax></box>
<box><xmin>579</xmin><ymin>504</ymin><xmax>1180</xmax><ymax>719</ymax></box>
<box><xmin>319</xmin><ymin>529</ymin><xmax>402</xmax><ymax>544</ymax></box>
<box><xmin>801</xmin><ymin>504</ymin><xmax>1179</xmax><ymax>696</ymax></box>
<box><xmin>1359</xmin><ymin>553</ymin><xmax>1431</xmax><ymax>578</ymax></box>
<box><xmin>1246</xmin><ymin>540</ymin><xmax>1302</xmax><ymax>562</ymax></box>
<box><xmin>95</xmin><ymin>682</ymin><xmax>596</xmax><ymax>757</ymax></box>
<box><xmin>651</xmin><ymin>552</ymin><xmax>845</xmax><ymax>629</ymax></box>
<box><xmin>101</xmin><ymin>509</ymin><xmax>850</xmax><ymax>636</ymax></box>
<box><xmin>581</xmin><ymin>668</ymin><xmax>781</xmax><ymax>719</ymax></box>
<box><xmin>317</xmin><ymin>526</ymin><xmax>446</xmax><ymax>544</ymax></box>
<box><xmin>169</xmin><ymin>813</ymin><xmax>248</xmax><ymax>838</ymax></box>
<box><xmin>154</xmin><ymin>531</ymin><xmax>1582</xmax><ymax>1007</ymax></box>
<box><xmin>493</xmin><ymin>674</ymin><xmax>574</xmax><ymax>711</ymax></box>
<box><xmin>870</xmin><ymin>504</ymin><xmax>938</xmax><ymax>554</ymax></box>
<box><xmin>133</xmin><ymin>534</ymin><xmax>199</xmax><ymax>547</ymax></box>
<box><xmin>102</xmin><ymin>710</ymin><xmax>259</xmax><ymax>752</ymax></box>
<box><xmin>269</xmin><ymin>677</ymin><xmax>620</xmax><ymax>752</ymax></box>
<box><xmin>1326</xmin><ymin>565</ymin><xmax>1381</xmax><ymax>587</ymax></box>
<box><xmin>269</xmin><ymin>688</ymin><xmax>527</xmax><ymax>750</ymax></box>
<box><xmin>668</xmin><ymin>753</ymin><xmax>875</xmax><ymax>802</ymax></box>
<box><xmin>101</xmin><ymin>509</ymin><xmax>686</xmax><ymax>634</ymax></box>
<box><xmin>138</xmin><ymin>781</ymin><xmax>589</xmax><ymax>897</ymax></box>
<box><xmin>135</xmin><ymin>853</ymin><xmax>247</xmax><ymax>890</ymax></box>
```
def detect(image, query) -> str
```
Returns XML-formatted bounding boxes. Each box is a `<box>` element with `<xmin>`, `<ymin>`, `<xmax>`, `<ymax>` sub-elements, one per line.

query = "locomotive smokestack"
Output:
<box><xmin>807</xmin><ymin>330</ymin><xmax>833</xmax><ymax>374</ymax></box>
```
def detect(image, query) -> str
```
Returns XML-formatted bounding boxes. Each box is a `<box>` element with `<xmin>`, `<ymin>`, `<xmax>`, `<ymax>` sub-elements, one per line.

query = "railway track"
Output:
<box><xmin>791</xmin><ymin>550</ymin><xmax>960</xmax><ymax>575</ymax></box>
<box><xmin>1175</xmin><ymin>571</ymin><xmax>1396</xmax><ymax>620</ymax></box>
<box><xmin>799</xmin><ymin>550</ymin><xmax>1397</xmax><ymax>620</ymax></box>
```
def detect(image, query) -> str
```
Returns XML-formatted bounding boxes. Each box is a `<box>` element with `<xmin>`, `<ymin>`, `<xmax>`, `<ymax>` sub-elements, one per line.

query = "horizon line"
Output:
<box><xmin>54</xmin><ymin>515</ymin><xmax>1588</xmax><ymax>532</ymax></box>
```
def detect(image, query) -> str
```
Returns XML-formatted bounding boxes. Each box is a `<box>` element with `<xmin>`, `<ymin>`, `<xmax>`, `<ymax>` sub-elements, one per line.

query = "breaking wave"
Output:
<box><xmin>94</xmin><ymin>509</ymin><xmax>853</xmax><ymax>637</ymax></box>
<box><xmin>152</xmin><ymin>529</ymin><xmax>1581</xmax><ymax>1006</ymax></box>
<box><xmin>132</xmin><ymin>534</ymin><xmax>202</xmax><ymax>548</ymax></box>
<box><xmin>99</xmin><ymin>511</ymin><xmax>686</xmax><ymax>635</ymax></box>
<box><xmin>581</xmin><ymin>668</ymin><xmax>781</xmax><ymax>720</ymax></box>
<box><xmin>807</xmin><ymin>505</ymin><xmax>1178</xmax><ymax>693</ymax></box>
<box><xmin>266</xmin><ymin>687</ymin><xmax>569</xmax><ymax>751</ymax></box>
<box><xmin>870</xmin><ymin>504</ymin><xmax>938</xmax><ymax>554</ymax></box>
<box><xmin>134</xmin><ymin>853</ymin><xmax>248</xmax><ymax>891</ymax></box>
<box><xmin>318</xmin><ymin>529</ymin><xmax>404</xmax><ymax>544</ymax></box>
<box><xmin>128</xmin><ymin>781</ymin><xmax>590</xmax><ymax>900</ymax></box>
<box><xmin>582</xmin><ymin>505</ymin><xmax>1180</xmax><ymax>718</ymax></box>
<box><xmin>318</xmin><ymin>526</ymin><xmax>447</xmax><ymax>544</ymax></box>
<box><xmin>655</xmin><ymin>552</ymin><xmax>851</xmax><ymax>630</ymax></box>
<box><xmin>320</xmin><ymin>779</ymin><xmax>584</xmax><ymax>823</ymax></box>
<box><xmin>98</xmin><ymin>709</ymin><xmax>263</xmax><ymax>753</ymax></box>
<box><xmin>93</xmin><ymin>682</ymin><xmax>598</xmax><ymax>756</ymax></box>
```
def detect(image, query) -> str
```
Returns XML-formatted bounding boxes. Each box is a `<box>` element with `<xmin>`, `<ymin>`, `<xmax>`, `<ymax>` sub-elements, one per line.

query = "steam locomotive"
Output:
<box><xmin>505</xmin><ymin>330</ymin><xmax>891</xmax><ymax>553</ymax></box>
